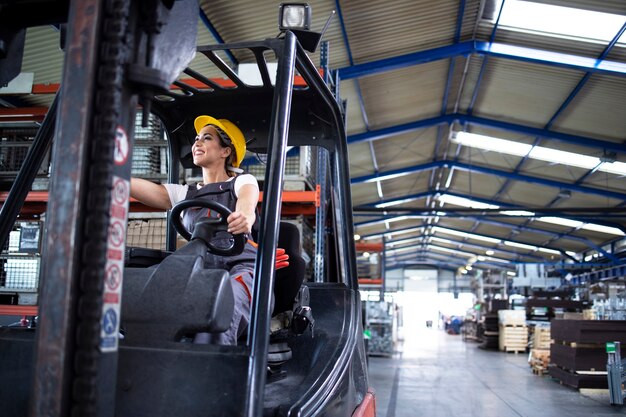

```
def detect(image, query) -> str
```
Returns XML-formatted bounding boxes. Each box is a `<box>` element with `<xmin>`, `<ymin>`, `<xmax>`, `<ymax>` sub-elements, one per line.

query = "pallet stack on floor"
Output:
<box><xmin>549</xmin><ymin>319</ymin><xmax>626</xmax><ymax>389</ymax></box>
<box><xmin>498</xmin><ymin>310</ymin><xmax>528</xmax><ymax>353</ymax></box>
<box><xmin>529</xmin><ymin>324</ymin><xmax>551</xmax><ymax>375</ymax></box>
<box><xmin>478</xmin><ymin>314</ymin><xmax>499</xmax><ymax>350</ymax></box>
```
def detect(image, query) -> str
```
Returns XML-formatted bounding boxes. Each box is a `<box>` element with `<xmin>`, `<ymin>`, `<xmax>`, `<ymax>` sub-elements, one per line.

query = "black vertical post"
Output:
<box><xmin>380</xmin><ymin>236</ymin><xmax>386</xmax><ymax>301</ymax></box>
<box><xmin>246</xmin><ymin>31</ymin><xmax>297</xmax><ymax>417</ymax></box>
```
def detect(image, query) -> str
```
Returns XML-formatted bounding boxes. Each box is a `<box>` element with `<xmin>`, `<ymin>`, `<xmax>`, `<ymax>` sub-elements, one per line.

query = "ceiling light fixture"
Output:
<box><xmin>438</xmin><ymin>193</ymin><xmax>625</xmax><ymax>236</ymax></box>
<box><xmin>450</xmin><ymin>131</ymin><xmax>626</xmax><ymax>177</ymax></box>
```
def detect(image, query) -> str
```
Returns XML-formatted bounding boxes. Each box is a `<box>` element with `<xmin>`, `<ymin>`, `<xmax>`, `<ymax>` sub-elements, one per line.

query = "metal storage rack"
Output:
<box><xmin>0</xmin><ymin>222</ymin><xmax>41</xmax><ymax>306</ymax></box>
<box><xmin>241</xmin><ymin>145</ymin><xmax>318</xmax><ymax>191</ymax></box>
<box><xmin>0</xmin><ymin>126</ymin><xmax>50</xmax><ymax>190</ymax></box>
<box><xmin>364</xmin><ymin>298</ymin><xmax>397</xmax><ymax>357</ymax></box>
<box><xmin>131</xmin><ymin>113</ymin><xmax>168</xmax><ymax>181</ymax></box>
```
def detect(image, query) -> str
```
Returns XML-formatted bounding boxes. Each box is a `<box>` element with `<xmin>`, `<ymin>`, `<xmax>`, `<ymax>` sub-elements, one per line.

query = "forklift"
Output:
<box><xmin>0</xmin><ymin>1</ymin><xmax>375</xmax><ymax>416</ymax></box>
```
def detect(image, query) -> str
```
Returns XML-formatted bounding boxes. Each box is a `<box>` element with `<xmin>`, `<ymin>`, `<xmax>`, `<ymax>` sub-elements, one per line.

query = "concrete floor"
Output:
<box><xmin>368</xmin><ymin>327</ymin><xmax>624</xmax><ymax>417</ymax></box>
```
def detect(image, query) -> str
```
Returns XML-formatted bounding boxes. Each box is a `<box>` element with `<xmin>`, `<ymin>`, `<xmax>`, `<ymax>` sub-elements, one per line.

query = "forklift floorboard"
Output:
<box><xmin>368</xmin><ymin>328</ymin><xmax>622</xmax><ymax>417</ymax></box>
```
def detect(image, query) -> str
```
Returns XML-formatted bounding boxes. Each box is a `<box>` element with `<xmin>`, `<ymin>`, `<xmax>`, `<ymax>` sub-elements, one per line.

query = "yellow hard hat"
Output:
<box><xmin>193</xmin><ymin>115</ymin><xmax>246</xmax><ymax>168</ymax></box>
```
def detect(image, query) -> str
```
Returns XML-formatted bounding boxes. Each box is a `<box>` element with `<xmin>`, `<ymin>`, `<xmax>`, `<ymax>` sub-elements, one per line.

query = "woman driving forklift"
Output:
<box><xmin>130</xmin><ymin>115</ymin><xmax>259</xmax><ymax>345</ymax></box>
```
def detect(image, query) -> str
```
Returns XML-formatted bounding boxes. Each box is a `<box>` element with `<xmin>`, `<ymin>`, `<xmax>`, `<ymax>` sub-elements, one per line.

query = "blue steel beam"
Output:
<box><xmin>387</xmin><ymin>250</ymin><xmax>511</xmax><ymax>270</ymax></box>
<box><xmin>355</xmin><ymin>197</ymin><xmax>625</xmax><ymax>257</ymax></box>
<box><xmin>433</xmin><ymin>0</ymin><xmax>467</xmax><ymax>159</ymax></box>
<box><xmin>467</xmin><ymin>23</ymin><xmax>626</xmax><ymax>249</ymax></box>
<box><xmin>486</xmin><ymin>26</ymin><xmax>625</xmax><ymax>199</ymax></box>
<box><xmin>358</xmin><ymin>191</ymin><xmax>432</xmax><ymax>208</ymax></box>
<box><xmin>358</xmin><ymin>216</ymin><xmax>618</xmax><ymax>262</ymax></box>
<box><xmin>386</xmin><ymin>251</ymin><xmax>468</xmax><ymax>265</ymax></box>
<box><xmin>337</xmin><ymin>41</ymin><xmax>626</xmax><ymax>80</ymax></box>
<box><xmin>334</xmin><ymin>0</ymin><xmax>371</xmax><ymax>129</ymax></box>
<box><xmin>387</xmin><ymin>235</ymin><xmax>546</xmax><ymax>261</ymax></box>
<box><xmin>355</xmin><ymin>190</ymin><xmax>626</xmax><ymax>232</ymax></box>
<box><xmin>351</xmin><ymin>160</ymin><xmax>626</xmax><ymax>201</ymax></box>
<box><xmin>338</xmin><ymin>42</ymin><xmax>475</xmax><ymax>80</ymax></box>
<box><xmin>475</xmin><ymin>42</ymin><xmax>626</xmax><ymax>77</ymax></box>
<box><xmin>439</xmin><ymin>191</ymin><xmax>626</xmax><ymax>233</ymax></box>
<box><xmin>390</xmin><ymin>262</ymin><xmax>459</xmax><ymax>272</ymax></box>
<box><xmin>347</xmin><ymin>113</ymin><xmax>625</xmax><ymax>154</ymax></box>
<box><xmin>198</xmin><ymin>7</ymin><xmax>238</xmax><ymax>66</ymax></box>
<box><xmin>467</xmin><ymin>0</ymin><xmax>504</xmax><ymax>116</ymax></box>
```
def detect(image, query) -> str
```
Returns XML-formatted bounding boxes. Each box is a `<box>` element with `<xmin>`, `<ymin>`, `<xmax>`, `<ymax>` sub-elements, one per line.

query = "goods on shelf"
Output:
<box><xmin>126</xmin><ymin>216</ymin><xmax>167</xmax><ymax>250</ymax></box>
<box><xmin>242</xmin><ymin>146</ymin><xmax>318</xmax><ymax>191</ymax></box>
<box><xmin>0</xmin><ymin>222</ymin><xmax>42</xmax><ymax>306</ymax></box>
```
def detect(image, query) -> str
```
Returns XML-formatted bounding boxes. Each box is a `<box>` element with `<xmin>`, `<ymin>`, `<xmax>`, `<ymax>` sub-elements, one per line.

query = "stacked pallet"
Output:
<box><xmin>549</xmin><ymin>320</ymin><xmax>626</xmax><ymax>389</ymax></box>
<box><xmin>529</xmin><ymin>324</ymin><xmax>551</xmax><ymax>375</ymax></box>
<box><xmin>498</xmin><ymin>310</ymin><xmax>528</xmax><ymax>353</ymax></box>
<box><xmin>478</xmin><ymin>314</ymin><xmax>499</xmax><ymax>350</ymax></box>
<box><xmin>533</xmin><ymin>325</ymin><xmax>552</xmax><ymax>349</ymax></box>
<box><xmin>529</xmin><ymin>349</ymin><xmax>550</xmax><ymax>375</ymax></box>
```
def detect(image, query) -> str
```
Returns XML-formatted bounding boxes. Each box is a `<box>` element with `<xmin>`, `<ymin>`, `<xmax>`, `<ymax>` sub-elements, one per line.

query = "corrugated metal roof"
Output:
<box><xmin>3</xmin><ymin>0</ymin><xmax>625</xmax><ymax>272</ymax></box>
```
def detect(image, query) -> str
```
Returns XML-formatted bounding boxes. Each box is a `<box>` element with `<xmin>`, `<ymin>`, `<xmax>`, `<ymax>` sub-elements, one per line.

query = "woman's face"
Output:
<box><xmin>192</xmin><ymin>125</ymin><xmax>231</xmax><ymax>167</ymax></box>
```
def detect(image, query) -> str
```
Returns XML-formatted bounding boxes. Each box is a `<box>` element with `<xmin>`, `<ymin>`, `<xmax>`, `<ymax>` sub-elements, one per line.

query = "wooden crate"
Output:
<box><xmin>499</xmin><ymin>324</ymin><xmax>528</xmax><ymax>353</ymax></box>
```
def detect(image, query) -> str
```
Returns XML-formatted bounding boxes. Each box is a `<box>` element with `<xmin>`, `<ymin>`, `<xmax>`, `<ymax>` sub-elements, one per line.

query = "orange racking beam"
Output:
<box><xmin>358</xmin><ymin>278</ymin><xmax>383</xmax><ymax>286</ymax></box>
<box><xmin>355</xmin><ymin>242</ymin><xmax>383</xmax><ymax>252</ymax></box>
<box><xmin>27</xmin><ymin>72</ymin><xmax>323</xmax><ymax>96</ymax></box>
<box><xmin>0</xmin><ymin>305</ymin><xmax>38</xmax><ymax>316</ymax></box>
<box><xmin>1</xmin><ymin>190</ymin><xmax>319</xmax><ymax>215</ymax></box>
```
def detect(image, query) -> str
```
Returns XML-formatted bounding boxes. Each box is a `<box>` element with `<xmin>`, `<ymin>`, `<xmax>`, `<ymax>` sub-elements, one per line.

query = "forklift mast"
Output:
<box><xmin>0</xmin><ymin>1</ymin><xmax>368</xmax><ymax>417</ymax></box>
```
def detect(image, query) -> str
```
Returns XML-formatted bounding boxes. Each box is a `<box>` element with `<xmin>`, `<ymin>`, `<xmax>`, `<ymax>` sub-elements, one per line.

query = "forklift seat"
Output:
<box><xmin>273</xmin><ymin>222</ymin><xmax>307</xmax><ymax>316</ymax></box>
<box><xmin>267</xmin><ymin>222</ymin><xmax>313</xmax><ymax>378</ymax></box>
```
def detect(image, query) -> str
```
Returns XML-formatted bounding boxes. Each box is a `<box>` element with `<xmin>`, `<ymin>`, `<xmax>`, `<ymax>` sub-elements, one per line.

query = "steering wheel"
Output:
<box><xmin>170</xmin><ymin>198</ymin><xmax>246</xmax><ymax>256</ymax></box>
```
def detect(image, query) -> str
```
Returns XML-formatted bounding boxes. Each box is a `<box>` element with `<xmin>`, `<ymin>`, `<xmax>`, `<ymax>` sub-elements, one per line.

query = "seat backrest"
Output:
<box><xmin>273</xmin><ymin>222</ymin><xmax>306</xmax><ymax>315</ymax></box>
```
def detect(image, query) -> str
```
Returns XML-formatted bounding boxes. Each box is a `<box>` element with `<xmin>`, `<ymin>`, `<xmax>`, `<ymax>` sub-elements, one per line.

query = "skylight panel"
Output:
<box><xmin>451</xmin><ymin>131</ymin><xmax>531</xmax><ymax>156</ymax></box>
<box><xmin>387</xmin><ymin>246</ymin><xmax>416</xmax><ymax>256</ymax></box>
<box><xmin>438</xmin><ymin>194</ymin><xmax>499</xmax><ymax>209</ymax></box>
<box><xmin>428</xmin><ymin>245</ymin><xmax>476</xmax><ymax>258</ymax></box>
<box><xmin>536</xmin><ymin>218</ymin><xmax>624</xmax><ymax>236</ymax></box>
<box><xmin>537</xmin><ymin>216</ymin><xmax>582</xmax><ymax>229</ymax></box>
<box><xmin>494</xmin><ymin>0</ymin><xmax>626</xmax><ymax>46</ymax></box>
<box><xmin>504</xmin><ymin>240</ymin><xmax>538</xmax><ymax>251</ymax></box>
<box><xmin>450</xmin><ymin>132</ymin><xmax>626</xmax><ymax>176</ymax></box>
<box><xmin>602</xmin><ymin>161</ymin><xmax>626</xmax><ymax>176</ymax></box>
<box><xmin>375</xmin><ymin>196</ymin><xmax>420</xmax><ymax>208</ymax></box>
<box><xmin>432</xmin><ymin>226</ymin><xmax>502</xmax><ymax>244</ymax></box>
<box><xmin>386</xmin><ymin>236</ymin><xmax>422</xmax><ymax>247</ymax></box>
<box><xmin>504</xmin><ymin>240</ymin><xmax>561</xmax><ymax>255</ymax></box>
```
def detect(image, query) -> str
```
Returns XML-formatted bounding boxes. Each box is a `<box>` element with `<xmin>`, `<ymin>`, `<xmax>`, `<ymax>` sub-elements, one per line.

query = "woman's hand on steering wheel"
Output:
<box><xmin>227</xmin><ymin>210</ymin><xmax>255</xmax><ymax>235</ymax></box>
<box><xmin>170</xmin><ymin>198</ymin><xmax>246</xmax><ymax>257</ymax></box>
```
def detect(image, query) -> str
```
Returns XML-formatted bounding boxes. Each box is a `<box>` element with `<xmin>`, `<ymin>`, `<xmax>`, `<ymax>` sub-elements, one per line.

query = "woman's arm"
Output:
<box><xmin>130</xmin><ymin>178</ymin><xmax>172</xmax><ymax>210</ymax></box>
<box><xmin>227</xmin><ymin>183</ymin><xmax>259</xmax><ymax>235</ymax></box>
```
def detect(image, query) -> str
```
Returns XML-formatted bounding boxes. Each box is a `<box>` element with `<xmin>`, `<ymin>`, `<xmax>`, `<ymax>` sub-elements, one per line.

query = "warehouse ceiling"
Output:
<box><xmin>1</xmin><ymin>0</ymin><xmax>625</xmax><ymax>275</ymax></box>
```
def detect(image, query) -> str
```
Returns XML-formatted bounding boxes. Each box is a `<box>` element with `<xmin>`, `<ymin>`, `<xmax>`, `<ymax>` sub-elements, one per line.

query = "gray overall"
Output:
<box><xmin>182</xmin><ymin>178</ymin><xmax>257</xmax><ymax>345</ymax></box>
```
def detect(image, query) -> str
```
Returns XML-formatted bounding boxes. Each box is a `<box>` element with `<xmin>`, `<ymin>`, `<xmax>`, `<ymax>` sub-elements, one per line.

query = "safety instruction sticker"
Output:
<box><xmin>100</xmin><ymin>175</ymin><xmax>130</xmax><ymax>352</ymax></box>
<box><xmin>114</xmin><ymin>126</ymin><xmax>129</xmax><ymax>166</ymax></box>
